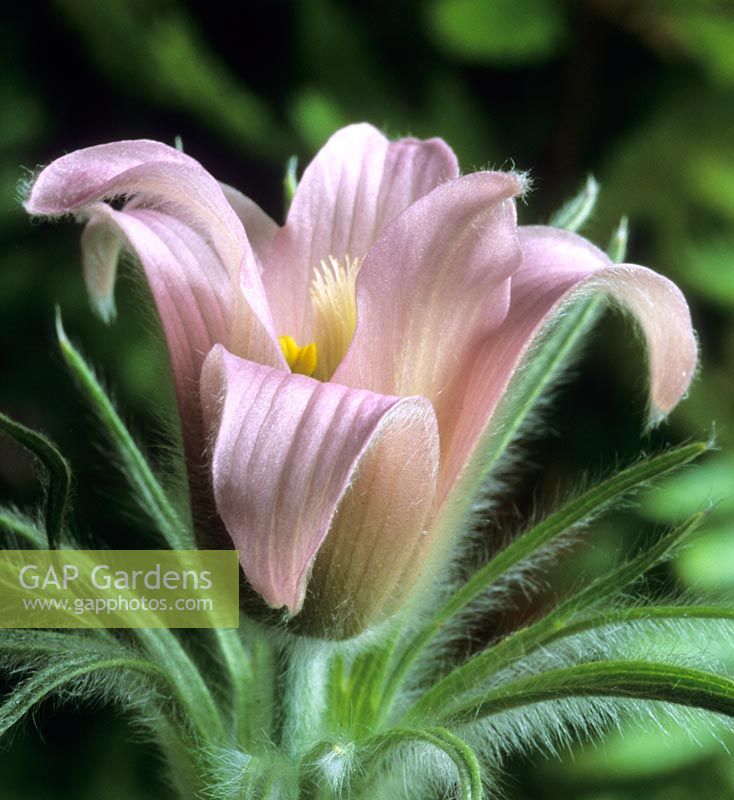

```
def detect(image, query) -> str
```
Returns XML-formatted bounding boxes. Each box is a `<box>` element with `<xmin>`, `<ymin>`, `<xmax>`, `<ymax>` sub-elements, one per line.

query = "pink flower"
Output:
<box><xmin>25</xmin><ymin>124</ymin><xmax>697</xmax><ymax>634</ymax></box>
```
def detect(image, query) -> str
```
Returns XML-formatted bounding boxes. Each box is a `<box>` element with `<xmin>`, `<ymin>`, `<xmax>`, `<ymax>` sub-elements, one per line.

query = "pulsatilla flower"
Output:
<box><xmin>25</xmin><ymin>124</ymin><xmax>697</xmax><ymax>635</ymax></box>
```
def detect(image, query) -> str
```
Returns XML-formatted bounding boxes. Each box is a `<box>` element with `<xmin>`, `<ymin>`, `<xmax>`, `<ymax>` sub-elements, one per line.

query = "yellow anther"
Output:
<box><xmin>279</xmin><ymin>335</ymin><xmax>318</xmax><ymax>377</ymax></box>
<box><xmin>278</xmin><ymin>255</ymin><xmax>361</xmax><ymax>382</ymax></box>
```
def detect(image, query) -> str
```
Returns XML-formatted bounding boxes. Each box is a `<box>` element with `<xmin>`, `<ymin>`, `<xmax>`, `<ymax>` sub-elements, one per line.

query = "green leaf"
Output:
<box><xmin>0</xmin><ymin>411</ymin><xmax>71</xmax><ymax>548</ymax></box>
<box><xmin>549</xmin><ymin>175</ymin><xmax>600</xmax><ymax>232</ymax></box>
<box><xmin>0</xmin><ymin>629</ymin><xmax>128</xmax><ymax>692</ymax></box>
<box><xmin>407</xmin><ymin>513</ymin><xmax>705</xmax><ymax>722</ymax></box>
<box><xmin>350</xmin><ymin>641</ymin><xmax>399</xmax><ymax>730</ymax></box>
<box><xmin>0</xmin><ymin>653</ymin><xmax>163</xmax><ymax>738</ymax></box>
<box><xmin>383</xmin><ymin>444</ymin><xmax>707</xmax><ymax>718</ymax></box>
<box><xmin>214</xmin><ymin>627</ymin><xmax>256</xmax><ymax>746</ymax></box>
<box><xmin>0</xmin><ymin>629</ymin><xmax>116</xmax><ymax>659</ymax></box>
<box><xmin>243</xmin><ymin>625</ymin><xmax>276</xmax><ymax>746</ymax></box>
<box><xmin>360</xmin><ymin>727</ymin><xmax>483</xmax><ymax>799</ymax></box>
<box><xmin>450</xmin><ymin>445</ymin><xmax>705</xmax><ymax>623</ymax></box>
<box><xmin>0</xmin><ymin>627</ymin><xmax>223</xmax><ymax>746</ymax></box>
<box><xmin>131</xmin><ymin>626</ymin><xmax>226</xmax><ymax>745</ymax></box>
<box><xmin>546</xmin><ymin>604</ymin><xmax>734</xmax><ymax>646</ymax></box>
<box><xmin>327</xmin><ymin>640</ymin><xmax>400</xmax><ymax>734</ymax></box>
<box><xmin>427</xmin><ymin>0</ymin><xmax>567</xmax><ymax>64</ymax></box>
<box><xmin>55</xmin><ymin>309</ymin><xmax>192</xmax><ymax>550</ymax></box>
<box><xmin>439</xmin><ymin>661</ymin><xmax>734</xmax><ymax>726</ymax></box>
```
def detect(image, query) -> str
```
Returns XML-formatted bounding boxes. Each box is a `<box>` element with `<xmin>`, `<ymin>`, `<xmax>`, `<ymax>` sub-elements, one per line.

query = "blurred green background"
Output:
<box><xmin>1</xmin><ymin>1</ymin><xmax>733</xmax><ymax>797</ymax></box>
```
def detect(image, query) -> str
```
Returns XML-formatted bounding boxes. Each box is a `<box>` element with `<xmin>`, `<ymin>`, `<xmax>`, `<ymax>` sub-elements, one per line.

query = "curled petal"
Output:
<box><xmin>516</xmin><ymin>226</ymin><xmax>697</xmax><ymax>418</ymax></box>
<box><xmin>263</xmin><ymin>122</ymin><xmax>459</xmax><ymax>339</ymax></box>
<box><xmin>26</xmin><ymin>142</ymin><xmax>242</xmax><ymax>269</ymax></box>
<box><xmin>335</xmin><ymin>171</ymin><xmax>523</xmax><ymax>446</ymax></box>
<box><xmin>438</xmin><ymin>225</ymin><xmax>698</xmax><ymax>499</ymax></box>
<box><xmin>24</xmin><ymin>140</ymin><xmax>282</xmax><ymax>368</ymax></box>
<box><xmin>25</xmin><ymin>140</ymin><xmax>191</xmax><ymax>213</ymax></box>
<box><xmin>201</xmin><ymin>346</ymin><xmax>440</xmax><ymax>624</ymax></box>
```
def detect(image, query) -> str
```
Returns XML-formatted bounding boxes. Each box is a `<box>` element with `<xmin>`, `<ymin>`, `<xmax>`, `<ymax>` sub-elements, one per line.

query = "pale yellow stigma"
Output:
<box><xmin>279</xmin><ymin>335</ymin><xmax>318</xmax><ymax>377</ymax></box>
<box><xmin>309</xmin><ymin>254</ymin><xmax>361</xmax><ymax>381</ymax></box>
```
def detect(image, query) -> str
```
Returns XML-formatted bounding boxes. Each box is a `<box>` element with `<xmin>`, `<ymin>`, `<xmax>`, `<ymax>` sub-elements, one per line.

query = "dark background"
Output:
<box><xmin>1</xmin><ymin>1</ymin><xmax>733</xmax><ymax>797</ymax></box>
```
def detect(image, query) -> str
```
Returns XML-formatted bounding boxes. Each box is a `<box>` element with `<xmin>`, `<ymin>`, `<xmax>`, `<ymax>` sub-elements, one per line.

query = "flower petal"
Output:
<box><xmin>25</xmin><ymin>140</ymin><xmax>282</xmax><ymax>367</ymax></box>
<box><xmin>335</xmin><ymin>171</ymin><xmax>523</xmax><ymax>444</ymax></box>
<box><xmin>518</xmin><ymin>226</ymin><xmax>697</xmax><ymax>418</ymax></box>
<box><xmin>80</xmin><ymin>205</ymin><xmax>236</xmax><ymax>450</ymax></box>
<box><xmin>200</xmin><ymin>346</ymin><xmax>440</xmax><ymax>624</ymax></box>
<box><xmin>437</xmin><ymin>225</ymin><xmax>698</xmax><ymax>499</ymax></box>
<box><xmin>219</xmin><ymin>182</ymin><xmax>279</xmax><ymax>273</ymax></box>
<box><xmin>25</xmin><ymin>140</ymin><xmax>190</xmax><ymax>213</ymax></box>
<box><xmin>263</xmin><ymin>123</ymin><xmax>459</xmax><ymax>338</ymax></box>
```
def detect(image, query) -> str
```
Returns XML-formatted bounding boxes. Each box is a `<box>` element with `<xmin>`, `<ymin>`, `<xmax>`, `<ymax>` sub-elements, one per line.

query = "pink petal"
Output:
<box><xmin>438</xmin><ymin>225</ymin><xmax>698</xmax><ymax>500</ymax></box>
<box><xmin>335</xmin><ymin>171</ymin><xmax>524</xmax><ymax>456</ymax></box>
<box><xmin>200</xmin><ymin>346</ymin><xmax>440</xmax><ymax>623</ymax></box>
<box><xmin>25</xmin><ymin>140</ymin><xmax>282</xmax><ymax>368</ymax></box>
<box><xmin>518</xmin><ymin>226</ymin><xmax>697</xmax><ymax>418</ymax></box>
<box><xmin>80</xmin><ymin>205</ymin><xmax>235</xmax><ymax>452</ymax></box>
<box><xmin>26</xmin><ymin>140</ymin><xmax>190</xmax><ymax>213</ymax></box>
<box><xmin>219</xmin><ymin>183</ymin><xmax>279</xmax><ymax>274</ymax></box>
<box><xmin>263</xmin><ymin>123</ymin><xmax>459</xmax><ymax>339</ymax></box>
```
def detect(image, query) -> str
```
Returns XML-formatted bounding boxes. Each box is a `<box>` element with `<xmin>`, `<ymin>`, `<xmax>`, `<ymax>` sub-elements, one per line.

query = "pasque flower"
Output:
<box><xmin>25</xmin><ymin>124</ymin><xmax>697</xmax><ymax>634</ymax></box>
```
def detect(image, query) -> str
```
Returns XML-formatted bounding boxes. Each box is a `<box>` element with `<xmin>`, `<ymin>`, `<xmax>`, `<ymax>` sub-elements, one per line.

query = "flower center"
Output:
<box><xmin>309</xmin><ymin>254</ymin><xmax>361</xmax><ymax>381</ymax></box>
<box><xmin>278</xmin><ymin>335</ymin><xmax>318</xmax><ymax>377</ymax></box>
<box><xmin>278</xmin><ymin>255</ymin><xmax>361</xmax><ymax>381</ymax></box>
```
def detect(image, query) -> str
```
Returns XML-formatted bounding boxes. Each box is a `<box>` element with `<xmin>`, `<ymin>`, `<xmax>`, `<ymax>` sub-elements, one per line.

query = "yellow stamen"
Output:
<box><xmin>279</xmin><ymin>335</ymin><xmax>318</xmax><ymax>377</ymax></box>
<box><xmin>309</xmin><ymin>254</ymin><xmax>361</xmax><ymax>381</ymax></box>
